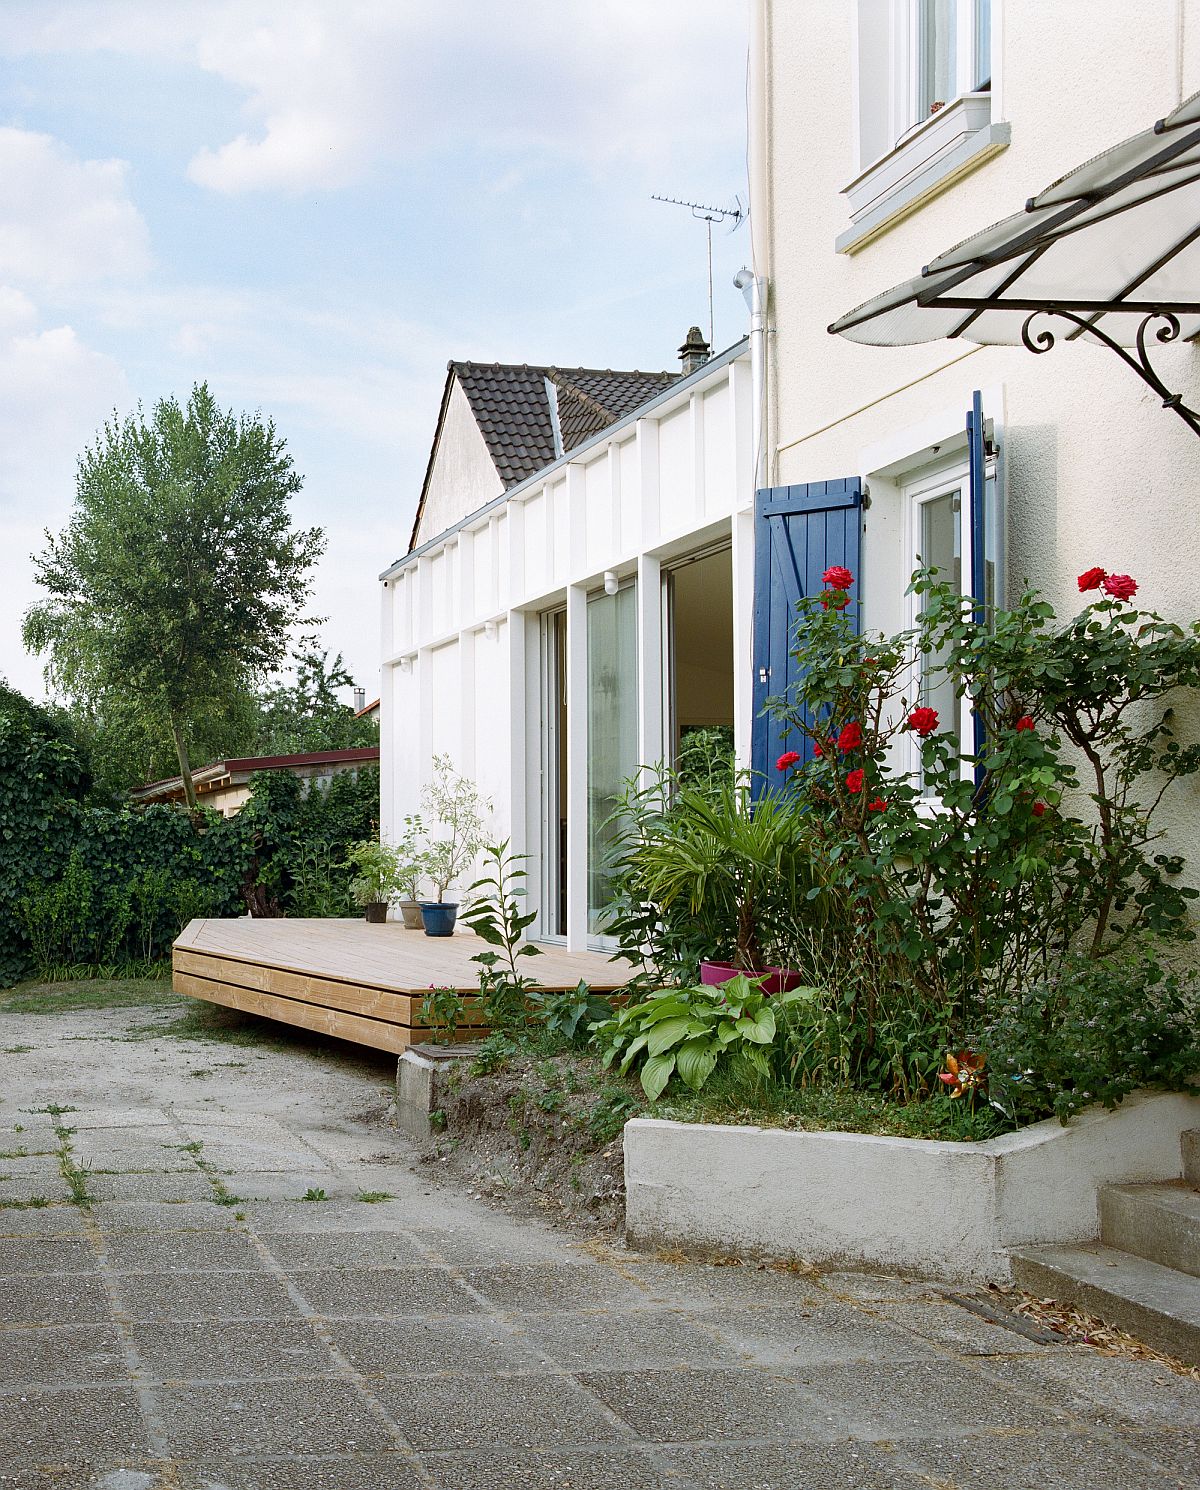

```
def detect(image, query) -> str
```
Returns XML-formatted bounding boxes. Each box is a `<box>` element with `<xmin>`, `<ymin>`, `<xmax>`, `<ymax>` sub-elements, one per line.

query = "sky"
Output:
<box><xmin>0</xmin><ymin>1</ymin><xmax>750</xmax><ymax>707</ymax></box>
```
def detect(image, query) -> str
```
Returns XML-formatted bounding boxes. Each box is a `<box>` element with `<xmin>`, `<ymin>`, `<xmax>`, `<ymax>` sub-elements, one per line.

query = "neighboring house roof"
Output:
<box><xmin>408</xmin><ymin>360</ymin><xmax>678</xmax><ymax>552</ymax></box>
<box><xmin>354</xmin><ymin>698</ymin><xmax>381</xmax><ymax>719</ymax></box>
<box><xmin>132</xmin><ymin>747</ymin><xmax>381</xmax><ymax>806</ymax></box>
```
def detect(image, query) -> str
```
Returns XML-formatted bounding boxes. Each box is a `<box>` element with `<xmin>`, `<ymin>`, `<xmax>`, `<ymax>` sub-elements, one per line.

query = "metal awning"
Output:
<box><xmin>829</xmin><ymin>90</ymin><xmax>1200</xmax><ymax>435</ymax></box>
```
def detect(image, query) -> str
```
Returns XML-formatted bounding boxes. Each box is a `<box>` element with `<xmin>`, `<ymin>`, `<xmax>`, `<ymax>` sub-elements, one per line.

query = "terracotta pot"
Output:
<box><xmin>398</xmin><ymin>898</ymin><xmax>424</xmax><ymax>930</ymax></box>
<box><xmin>699</xmin><ymin>960</ymin><xmax>805</xmax><ymax>996</ymax></box>
<box><xmin>364</xmin><ymin>902</ymin><xmax>389</xmax><ymax>924</ymax></box>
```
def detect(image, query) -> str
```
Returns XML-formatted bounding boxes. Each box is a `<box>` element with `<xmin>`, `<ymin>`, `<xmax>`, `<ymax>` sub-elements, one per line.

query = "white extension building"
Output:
<box><xmin>380</xmin><ymin>341</ymin><xmax>755</xmax><ymax>949</ymax></box>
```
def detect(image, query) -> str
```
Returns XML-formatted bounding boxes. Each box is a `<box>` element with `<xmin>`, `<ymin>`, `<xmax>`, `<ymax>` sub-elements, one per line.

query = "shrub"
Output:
<box><xmin>984</xmin><ymin>948</ymin><xmax>1200</xmax><ymax>1122</ymax></box>
<box><xmin>591</xmin><ymin>974</ymin><xmax>818</xmax><ymax>1101</ymax></box>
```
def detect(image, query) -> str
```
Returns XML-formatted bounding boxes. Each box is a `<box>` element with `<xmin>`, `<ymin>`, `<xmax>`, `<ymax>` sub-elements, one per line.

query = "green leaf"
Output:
<box><xmin>675</xmin><ymin>1037</ymin><xmax>719</xmax><ymax>1091</ymax></box>
<box><xmin>646</xmin><ymin>1017</ymin><xmax>694</xmax><ymax>1056</ymax></box>
<box><xmin>640</xmin><ymin>1052</ymin><xmax>677</xmax><ymax>1101</ymax></box>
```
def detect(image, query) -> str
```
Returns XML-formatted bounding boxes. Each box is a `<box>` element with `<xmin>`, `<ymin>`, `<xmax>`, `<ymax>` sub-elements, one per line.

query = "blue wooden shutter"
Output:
<box><xmin>750</xmin><ymin>478</ymin><xmax>862</xmax><ymax>787</ymax></box>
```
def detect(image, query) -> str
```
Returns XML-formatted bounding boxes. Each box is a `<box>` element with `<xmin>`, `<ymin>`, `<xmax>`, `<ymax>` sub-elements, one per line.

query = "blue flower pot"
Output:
<box><xmin>418</xmin><ymin>901</ymin><xmax>458</xmax><ymax>937</ymax></box>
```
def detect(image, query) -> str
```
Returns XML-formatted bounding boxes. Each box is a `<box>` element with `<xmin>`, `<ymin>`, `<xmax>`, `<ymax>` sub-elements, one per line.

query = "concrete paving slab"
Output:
<box><xmin>0</xmin><ymin>1469</ymin><xmax>168</xmax><ymax>1490</ymax></box>
<box><xmin>68</xmin><ymin>1108</ymin><xmax>172</xmax><ymax>1129</ymax></box>
<box><xmin>372</xmin><ymin>1372</ymin><xmax>632</xmax><ymax>1452</ymax></box>
<box><xmin>977</xmin><ymin>1350</ymin><xmax>1200</xmax><ymax>1432</ymax></box>
<box><xmin>578</xmin><ymin>1366</ymin><xmax>820</xmax><ymax>1443</ymax></box>
<box><xmin>664</xmin><ymin>1438</ymin><xmax>925</xmax><ymax>1490</ymax></box>
<box><xmin>0</xmin><ymin>1324</ymin><xmax>128</xmax><ymax>1386</ymax></box>
<box><xmin>84</xmin><ymin>1173</ymin><xmax>218</xmax><ymax>1203</ymax></box>
<box><xmin>102</xmin><ymin>1230</ymin><xmax>268</xmax><ymax>1274</ymax></box>
<box><xmin>189</xmin><ymin>1139</ymin><xmax>334</xmax><ymax>1173</ymax></box>
<box><xmin>175</xmin><ymin>1457</ymin><xmax>426</xmax><ymax>1490</ymax></box>
<box><xmin>520</xmin><ymin>1306</ymin><xmax>743</xmax><ymax>1371</ymax></box>
<box><xmin>0</xmin><ymin>1384</ymin><xmax>151</xmax><ymax>1467</ymax></box>
<box><xmin>326</xmin><ymin>1315</ymin><xmax>537</xmax><ymax>1376</ymax></box>
<box><xmin>0</xmin><ymin>1204</ymin><xmax>87</xmax><ymax>1235</ymax></box>
<box><xmin>403</xmin><ymin>1220</ymin><xmax>578</xmax><ymax>1265</ymax></box>
<box><xmin>211</xmin><ymin>1171</ymin><xmax>353</xmax><ymax>1200</ymax></box>
<box><xmin>91</xmin><ymin>1200</ymin><xmax>240</xmax><ymax>1231</ymax></box>
<box><xmin>1118</xmin><ymin>1427</ymin><xmax>1200</xmax><ymax>1483</ymax></box>
<box><xmin>0</xmin><ymin>1236</ymin><xmax>99</xmax><ymax>1275</ymax></box>
<box><xmin>128</xmin><ymin>1318</ymin><xmax>335</xmax><ymax>1382</ymax></box>
<box><xmin>464</xmin><ymin>1262</ymin><xmax>653</xmax><ymax>1312</ymax></box>
<box><xmin>157</xmin><ymin>1379</ymin><xmax>396</xmax><ymax>1457</ymax></box>
<box><xmin>0</xmin><ymin>1156</ymin><xmax>66</xmax><ymax>1178</ymax></box>
<box><xmin>874</xmin><ymin>1296</ymin><xmax>1060</xmax><ymax>1356</ymax></box>
<box><xmin>621</xmin><ymin>1259</ymin><xmax>825</xmax><ymax>1311</ymax></box>
<box><xmin>262</xmin><ymin>1229</ymin><xmax>427</xmax><ymax>1269</ymax></box>
<box><xmin>0</xmin><ymin>1272</ymin><xmax>113</xmax><ymax>1326</ymax></box>
<box><xmin>0</xmin><ymin>1174</ymin><xmax>71</xmax><ymax>1203</ymax></box>
<box><xmin>793</xmin><ymin>1357</ymin><xmax>1071</xmax><ymax>1437</ymax></box>
<box><xmin>903</xmin><ymin>1425</ymin><xmax>1197</xmax><ymax>1490</ymax></box>
<box><xmin>288</xmin><ymin>1265</ymin><xmax>482</xmax><ymax>1318</ymax></box>
<box><xmin>701</xmin><ymin>1300</ymin><xmax>942</xmax><ymax>1365</ymax></box>
<box><xmin>110</xmin><ymin>1270</ymin><xmax>302</xmax><ymax>1322</ymax></box>
<box><xmin>237</xmin><ymin>1199</ymin><xmax>420</xmax><ymax>1233</ymax></box>
<box><xmin>422</xmin><ymin>1446</ymin><xmax>684</xmax><ymax>1490</ymax></box>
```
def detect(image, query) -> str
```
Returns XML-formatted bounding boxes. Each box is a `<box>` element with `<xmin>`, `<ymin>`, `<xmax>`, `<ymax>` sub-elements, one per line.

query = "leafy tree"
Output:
<box><xmin>22</xmin><ymin>383</ymin><xmax>324</xmax><ymax>808</ymax></box>
<box><xmin>254</xmin><ymin>641</ymin><xmax>377</xmax><ymax>755</ymax></box>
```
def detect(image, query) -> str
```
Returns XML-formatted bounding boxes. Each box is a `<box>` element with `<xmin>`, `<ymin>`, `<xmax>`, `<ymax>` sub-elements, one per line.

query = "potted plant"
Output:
<box><xmin>345</xmin><ymin>838</ymin><xmax>402</xmax><ymax>923</ymax></box>
<box><xmin>393</xmin><ymin>815</ymin><xmax>426</xmax><ymax>930</ymax></box>
<box><xmin>416</xmin><ymin>755</ymin><xmax>490</xmax><ymax>936</ymax></box>
<box><xmin>609</xmin><ymin>771</ymin><xmax>816</xmax><ymax>991</ymax></box>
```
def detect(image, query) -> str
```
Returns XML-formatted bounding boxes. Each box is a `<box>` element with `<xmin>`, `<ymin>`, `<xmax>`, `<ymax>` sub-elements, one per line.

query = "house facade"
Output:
<box><xmin>380</xmin><ymin>342</ymin><xmax>753</xmax><ymax>948</ymax></box>
<box><xmin>748</xmin><ymin>0</ymin><xmax>1200</xmax><ymax>869</ymax></box>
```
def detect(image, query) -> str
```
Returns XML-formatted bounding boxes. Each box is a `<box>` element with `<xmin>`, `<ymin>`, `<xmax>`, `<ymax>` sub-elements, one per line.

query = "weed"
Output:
<box><xmin>300</xmin><ymin>1187</ymin><xmax>328</xmax><ymax>1202</ymax></box>
<box><xmin>356</xmin><ymin>1191</ymin><xmax>395</xmax><ymax>1203</ymax></box>
<box><xmin>189</xmin><ymin>1069</ymin><xmax>213</xmax><ymax>1079</ymax></box>
<box><xmin>175</xmin><ymin>1141</ymin><xmax>204</xmax><ymax>1155</ymax></box>
<box><xmin>0</xmin><ymin>979</ymin><xmax>175</xmax><ymax>1015</ymax></box>
<box><xmin>428</xmin><ymin>1110</ymin><xmax>447</xmax><ymax>1134</ymax></box>
<box><xmin>535</xmin><ymin>1088</ymin><xmax>564</xmax><ymax>1114</ymax></box>
<box><xmin>213</xmin><ymin>1190</ymin><xmax>246</xmax><ymax>1207</ymax></box>
<box><xmin>3</xmin><ymin>1046</ymin><xmax>34</xmax><ymax>1055</ymax></box>
<box><xmin>0</xmin><ymin>1195</ymin><xmax>50</xmax><ymax>1209</ymax></box>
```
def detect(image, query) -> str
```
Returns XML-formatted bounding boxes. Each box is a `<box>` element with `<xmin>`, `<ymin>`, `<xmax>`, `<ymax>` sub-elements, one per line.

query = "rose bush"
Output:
<box><xmin>764</xmin><ymin>562</ymin><xmax>1200</xmax><ymax>1101</ymax></box>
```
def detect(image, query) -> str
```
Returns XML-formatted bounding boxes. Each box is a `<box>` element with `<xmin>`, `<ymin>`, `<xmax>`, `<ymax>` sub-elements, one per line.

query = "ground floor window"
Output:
<box><xmin>586</xmin><ymin>582</ymin><xmax>638</xmax><ymax>935</ymax></box>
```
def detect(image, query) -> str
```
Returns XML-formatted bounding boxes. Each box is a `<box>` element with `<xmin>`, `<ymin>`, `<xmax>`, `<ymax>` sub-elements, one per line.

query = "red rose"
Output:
<box><xmin>1015</xmin><ymin>716</ymin><xmax>1035</xmax><ymax>732</ymax></box>
<box><xmin>867</xmin><ymin>797</ymin><xmax>888</xmax><ymax>812</ymax></box>
<box><xmin>776</xmin><ymin>750</ymin><xmax>801</xmax><ymax>772</ymax></box>
<box><xmin>1103</xmin><ymin>573</ymin><xmax>1138</xmax><ymax>601</ymax></box>
<box><xmin>812</xmin><ymin>741</ymin><xmax>823</xmax><ymax>758</ymax></box>
<box><xmin>837</xmin><ymin>721</ymin><xmax>863</xmax><ymax>752</ymax></box>
<box><xmin>1077</xmin><ymin>567</ymin><xmax>1106</xmax><ymax>592</ymax></box>
<box><xmin>1032</xmin><ymin>800</ymin><xmax>1047</xmax><ymax>818</ymax></box>
<box><xmin>822</xmin><ymin>565</ymin><xmax>854</xmax><ymax>591</ymax></box>
<box><xmin>846</xmin><ymin>768</ymin><xmax>865</xmax><ymax>794</ymax></box>
<box><xmin>907</xmin><ymin>706</ymin><xmax>939</xmax><ymax>738</ymax></box>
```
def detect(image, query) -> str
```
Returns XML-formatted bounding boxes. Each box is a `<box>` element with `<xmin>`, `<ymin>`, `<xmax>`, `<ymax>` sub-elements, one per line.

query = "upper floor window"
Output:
<box><xmin>840</xmin><ymin>0</ymin><xmax>1006</xmax><ymax>254</ymax></box>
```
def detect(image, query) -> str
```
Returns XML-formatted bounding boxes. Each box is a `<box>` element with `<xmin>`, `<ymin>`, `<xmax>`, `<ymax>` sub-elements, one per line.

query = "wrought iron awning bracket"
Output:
<box><xmin>1019</xmin><ymin>307</ymin><xmax>1200</xmax><ymax>439</ymax></box>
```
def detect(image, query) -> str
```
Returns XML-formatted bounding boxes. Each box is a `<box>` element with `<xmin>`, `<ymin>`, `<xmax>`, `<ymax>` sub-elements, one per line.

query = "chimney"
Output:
<box><xmin>678</xmin><ymin>326</ymin><xmax>711</xmax><ymax>375</ymax></box>
<box><xmin>352</xmin><ymin>687</ymin><xmax>366</xmax><ymax>713</ymax></box>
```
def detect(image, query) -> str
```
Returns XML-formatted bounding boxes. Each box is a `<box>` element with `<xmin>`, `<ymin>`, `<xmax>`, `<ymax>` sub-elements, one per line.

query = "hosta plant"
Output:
<box><xmin>591</xmin><ymin>974</ymin><xmax>817</xmax><ymax>1101</ymax></box>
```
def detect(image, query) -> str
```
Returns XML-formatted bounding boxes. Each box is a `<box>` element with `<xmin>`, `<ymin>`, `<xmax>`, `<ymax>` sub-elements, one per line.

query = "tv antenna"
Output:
<box><xmin>652</xmin><ymin>193</ymin><xmax>745</xmax><ymax>350</ymax></box>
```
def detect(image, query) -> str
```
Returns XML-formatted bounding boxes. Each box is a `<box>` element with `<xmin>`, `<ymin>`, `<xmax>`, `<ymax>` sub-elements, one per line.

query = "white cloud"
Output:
<box><xmin>0</xmin><ymin>1</ymin><xmax>744</xmax><ymax>195</ymax></box>
<box><xmin>0</xmin><ymin>127</ymin><xmax>151</xmax><ymax>288</ymax></box>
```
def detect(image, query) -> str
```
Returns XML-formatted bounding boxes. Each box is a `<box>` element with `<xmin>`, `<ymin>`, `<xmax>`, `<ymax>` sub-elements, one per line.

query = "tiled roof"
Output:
<box><xmin>452</xmin><ymin>362</ymin><xmax>678</xmax><ymax>490</ymax></box>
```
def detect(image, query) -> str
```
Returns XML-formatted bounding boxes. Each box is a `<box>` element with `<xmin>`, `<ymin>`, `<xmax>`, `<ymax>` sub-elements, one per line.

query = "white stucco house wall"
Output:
<box><xmin>380</xmin><ymin>341</ymin><xmax>754</xmax><ymax>949</ymax></box>
<box><xmin>747</xmin><ymin>0</ymin><xmax>1200</xmax><ymax>871</ymax></box>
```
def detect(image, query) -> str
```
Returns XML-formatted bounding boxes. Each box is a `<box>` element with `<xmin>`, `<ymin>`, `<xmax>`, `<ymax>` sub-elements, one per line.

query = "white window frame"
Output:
<box><xmin>841</xmin><ymin>0</ymin><xmax>1005</xmax><ymax>254</ymax></box>
<box><xmin>903</xmin><ymin>457</ymin><xmax>975</xmax><ymax>789</ymax></box>
<box><xmin>893</xmin><ymin>0</ymin><xmax>991</xmax><ymax>147</ymax></box>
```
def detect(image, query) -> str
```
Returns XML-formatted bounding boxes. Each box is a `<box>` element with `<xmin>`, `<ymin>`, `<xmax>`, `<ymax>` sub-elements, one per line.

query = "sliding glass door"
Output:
<box><xmin>586</xmin><ymin>583</ymin><xmax>638</xmax><ymax>936</ymax></box>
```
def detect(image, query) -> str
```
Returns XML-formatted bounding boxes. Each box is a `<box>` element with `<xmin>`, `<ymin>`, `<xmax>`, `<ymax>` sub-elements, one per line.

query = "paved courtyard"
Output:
<box><xmin>0</xmin><ymin>995</ymin><xmax>1198</xmax><ymax>1489</ymax></box>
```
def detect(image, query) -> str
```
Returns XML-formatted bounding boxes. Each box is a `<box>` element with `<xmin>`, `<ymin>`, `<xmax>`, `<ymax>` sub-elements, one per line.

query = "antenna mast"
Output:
<box><xmin>652</xmin><ymin>194</ymin><xmax>744</xmax><ymax>350</ymax></box>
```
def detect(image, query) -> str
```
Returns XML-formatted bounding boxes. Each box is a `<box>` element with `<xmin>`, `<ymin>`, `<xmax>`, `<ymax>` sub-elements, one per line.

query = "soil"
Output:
<box><xmin>418</xmin><ymin>1044</ymin><xmax>642</xmax><ymax>1236</ymax></box>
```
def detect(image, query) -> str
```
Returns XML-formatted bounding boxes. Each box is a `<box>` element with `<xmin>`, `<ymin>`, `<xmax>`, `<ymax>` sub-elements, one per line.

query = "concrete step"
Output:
<box><xmin>1184</xmin><ymin>1129</ymin><xmax>1200</xmax><ymax>1188</ymax></box>
<box><xmin>1100</xmin><ymin>1181</ymin><xmax>1200</xmax><ymax>1279</ymax></box>
<box><xmin>1010</xmin><ymin>1242</ymin><xmax>1200</xmax><ymax>1365</ymax></box>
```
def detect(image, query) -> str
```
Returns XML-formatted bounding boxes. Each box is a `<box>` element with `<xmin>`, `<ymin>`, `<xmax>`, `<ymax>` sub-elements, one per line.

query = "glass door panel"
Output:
<box><xmin>586</xmin><ymin>583</ymin><xmax>637</xmax><ymax>935</ymax></box>
<box><xmin>919</xmin><ymin>488</ymin><xmax>963</xmax><ymax>781</ymax></box>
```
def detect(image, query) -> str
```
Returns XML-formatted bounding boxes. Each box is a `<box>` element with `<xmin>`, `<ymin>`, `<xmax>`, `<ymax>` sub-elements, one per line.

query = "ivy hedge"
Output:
<box><xmin>0</xmin><ymin>717</ymin><xmax>378</xmax><ymax>986</ymax></box>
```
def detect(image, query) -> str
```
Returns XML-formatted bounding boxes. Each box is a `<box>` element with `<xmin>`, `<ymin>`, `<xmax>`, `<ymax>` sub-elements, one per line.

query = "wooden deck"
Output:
<box><xmin>173</xmin><ymin>918</ymin><xmax>631</xmax><ymax>1054</ymax></box>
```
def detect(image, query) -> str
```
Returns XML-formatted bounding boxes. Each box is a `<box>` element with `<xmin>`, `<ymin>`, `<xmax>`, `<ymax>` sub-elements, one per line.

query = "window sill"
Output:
<box><xmin>837</xmin><ymin>98</ymin><xmax>1010</xmax><ymax>256</ymax></box>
